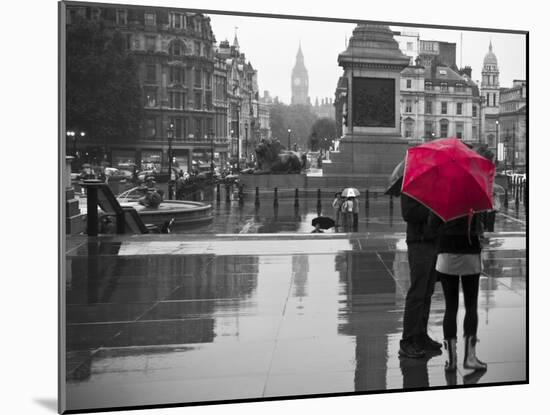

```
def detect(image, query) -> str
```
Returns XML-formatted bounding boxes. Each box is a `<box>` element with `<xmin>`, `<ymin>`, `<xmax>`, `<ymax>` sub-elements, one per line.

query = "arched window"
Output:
<box><xmin>404</xmin><ymin>117</ymin><xmax>415</xmax><ymax>138</ymax></box>
<box><xmin>169</xmin><ymin>40</ymin><xmax>186</xmax><ymax>56</ymax></box>
<box><xmin>439</xmin><ymin>119</ymin><xmax>449</xmax><ymax>138</ymax></box>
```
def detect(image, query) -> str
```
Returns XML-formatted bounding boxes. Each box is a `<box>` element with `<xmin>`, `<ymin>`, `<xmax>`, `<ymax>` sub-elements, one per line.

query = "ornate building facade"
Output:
<box><xmin>400</xmin><ymin>60</ymin><xmax>480</xmax><ymax>143</ymax></box>
<box><xmin>65</xmin><ymin>4</ymin><xmax>270</xmax><ymax>172</ymax></box>
<box><xmin>291</xmin><ymin>44</ymin><xmax>310</xmax><ymax>105</ymax></box>
<box><xmin>498</xmin><ymin>80</ymin><xmax>527</xmax><ymax>168</ymax></box>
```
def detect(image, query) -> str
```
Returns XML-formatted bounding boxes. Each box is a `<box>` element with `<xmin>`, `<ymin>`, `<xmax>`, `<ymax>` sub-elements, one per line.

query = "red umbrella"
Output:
<box><xmin>402</xmin><ymin>138</ymin><xmax>496</xmax><ymax>222</ymax></box>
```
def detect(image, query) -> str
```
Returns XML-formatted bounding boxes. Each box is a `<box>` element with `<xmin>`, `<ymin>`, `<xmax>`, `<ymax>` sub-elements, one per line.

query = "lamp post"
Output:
<box><xmin>79</xmin><ymin>132</ymin><xmax>85</xmax><ymax>158</ymax></box>
<box><xmin>67</xmin><ymin>131</ymin><xmax>75</xmax><ymax>156</ymax></box>
<box><xmin>512</xmin><ymin>123</ymin><xmax>516</xmax><ymax>173</ymax></box>
<box><xmin>244</xmin><ymin>122</ymin><xmax>248</xmax><ymax>163</ymax></box>
<box><xmin>167</xmin><ymin>122</ymin><xmax>175</xmax><ymax>200</ymax></box>
<box><xmin>208</xmin><ymin>130</ymin><xmax>215</xmax><ymax>179</ymax></box>
<box><xmin>287</xmin><ymin>128</ymin><xmax>291</xmax><ymax>150</ymax></box>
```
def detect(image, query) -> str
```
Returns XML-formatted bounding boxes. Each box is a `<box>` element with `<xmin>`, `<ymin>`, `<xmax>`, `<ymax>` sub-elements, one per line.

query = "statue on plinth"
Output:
<box><xmin>254</xmin><ymin>138</ymin><xmax>303</xmax><ymax>174</ymax></box>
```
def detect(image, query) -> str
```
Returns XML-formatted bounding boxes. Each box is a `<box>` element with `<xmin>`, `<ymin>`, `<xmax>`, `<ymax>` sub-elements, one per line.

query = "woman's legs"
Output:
<box><xmin>439</xmin><ymin>272</ymin><xmax>459</xmax><ymax>371</ymax></box>
<box><xmin>461</xmin><ymin>274</ymin><xmax>481</xmax><ymax>336</ymax></box>
<box><xmin>461</xmin><ymin>274</ymin><xmax>487</xmax><ymax>370</ymax></box>
<box><xmin>439</xmin><ymin>272</ymin><xmax>459</xmax><ymax>339</ymax></box>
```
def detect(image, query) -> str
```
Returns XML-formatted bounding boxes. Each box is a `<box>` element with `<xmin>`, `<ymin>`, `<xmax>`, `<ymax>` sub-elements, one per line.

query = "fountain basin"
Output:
<box><xmin>120</xmin><ymin>200</ymin><xmax>213</xmax><ymax>228</ymax></box>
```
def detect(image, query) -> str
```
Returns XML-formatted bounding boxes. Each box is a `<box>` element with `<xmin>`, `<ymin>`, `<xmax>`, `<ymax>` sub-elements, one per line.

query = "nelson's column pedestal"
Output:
<box><xmin>323</xmin><ymin>25</ymin><xmax>411</xmax><ymax>187</ymax></box>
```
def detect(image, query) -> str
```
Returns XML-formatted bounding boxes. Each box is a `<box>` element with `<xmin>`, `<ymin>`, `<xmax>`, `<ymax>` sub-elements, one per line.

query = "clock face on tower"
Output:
<box><xmin>293</xmin><ymin>78</ymin><xmax>301</xmax><ymax>86</ymax></box>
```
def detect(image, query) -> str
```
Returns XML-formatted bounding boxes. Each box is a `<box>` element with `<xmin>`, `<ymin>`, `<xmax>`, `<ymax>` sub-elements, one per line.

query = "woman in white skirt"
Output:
<box><xmin>436</xmin><ymin>214</ymin><xmax>487</xmax><ymax>373</ymax></box>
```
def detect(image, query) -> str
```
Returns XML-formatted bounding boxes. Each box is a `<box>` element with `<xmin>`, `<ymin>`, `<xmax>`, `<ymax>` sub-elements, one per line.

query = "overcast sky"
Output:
<box><xmin>208</xmin><ymin>13</ymin><xmax>526</xmax><ymax>104</ymax></box>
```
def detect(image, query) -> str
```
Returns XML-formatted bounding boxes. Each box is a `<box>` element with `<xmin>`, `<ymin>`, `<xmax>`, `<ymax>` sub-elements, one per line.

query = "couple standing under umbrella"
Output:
<box><xmin>395</xmin><ymin>138</ymin><xmax>495</xmax><ymax>375</ymax></box>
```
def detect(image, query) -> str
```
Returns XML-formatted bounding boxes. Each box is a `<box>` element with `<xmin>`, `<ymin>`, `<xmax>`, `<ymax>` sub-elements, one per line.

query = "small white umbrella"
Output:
<box><xmin>341</xmin><ymin>188</ymin><xmax>360</xmax><ymax>197</ymax></box>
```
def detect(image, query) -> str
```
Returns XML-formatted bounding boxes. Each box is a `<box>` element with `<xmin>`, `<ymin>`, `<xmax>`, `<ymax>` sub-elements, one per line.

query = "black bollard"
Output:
<box><xmin>317</xmin><ymin>189</ymin><xmax>322</xmax><ymax>212</ymax></box>
<box><xmin>365</xmin><ymin>190</ymin><xmax>370</xmax><ymax>210</ymax></box>
<box><xmin>238</xmin><ymin>184</ymin><xmax>244</xmax><ymax>205</ymax></box>
<box><xmin>294</xmin><ymin>188</ymin><xmax>299</xmax><ymax>208</ymax></box>
<box><xmin>216</xmin><ymin>183</ymin><xmax>221</xmax><ymax>202</ymax></box>
<box><xmin>255</xmin><ymin>187</ymin><xmax>260</xmax><ymax>207</ymax></box>
<box><xmin>504</xmin><ymin>188</ymin><xmax>509</xmax><ymax>209</ymax></box>
<box><xmin>515</xmin><ymin>190</ymin><xmax>520</xmax><ymax>211</ymax></box>
<box><xmin>225</xmin><ymin>184</ymin><xmax>231</xmax><ymax>203</ymax></box>
<box><xmin>274</xmin><ymin>187</ymin><xmax>279</xmax><ymax>207</ymax></box>
<box><xmin>86</xmin><ymin>184</ymin><xmax>99</xmax><ymax>236</ymax></box>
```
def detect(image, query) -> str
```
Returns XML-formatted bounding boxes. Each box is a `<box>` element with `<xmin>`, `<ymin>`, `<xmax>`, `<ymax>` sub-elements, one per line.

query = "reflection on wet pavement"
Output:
<box><xmin>65</xmin><ymin>232</ymin><xmax>526</xmax><ymax>411</ymax></box>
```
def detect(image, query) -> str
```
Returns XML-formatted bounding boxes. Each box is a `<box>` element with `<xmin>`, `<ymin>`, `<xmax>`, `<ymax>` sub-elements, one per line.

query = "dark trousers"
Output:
<box><xmin>438</xmin><ymin>273</ymin><xmax>481</xmax><ymax>339</ymax></box>
<box><xmin>402</xmin><ymin>241</ymin><xmax>438</xmax><ymax>342</ymax></box>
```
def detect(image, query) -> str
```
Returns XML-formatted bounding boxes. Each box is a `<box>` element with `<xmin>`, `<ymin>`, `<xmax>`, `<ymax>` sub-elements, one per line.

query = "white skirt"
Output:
<box><xmin>436</xmin><ymin>253</ymin><xmax>482</xmax><ymax>276</ymax></box>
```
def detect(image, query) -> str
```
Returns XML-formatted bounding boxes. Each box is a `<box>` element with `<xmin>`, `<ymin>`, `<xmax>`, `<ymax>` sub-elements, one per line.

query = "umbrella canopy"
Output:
<box><xmin>341</xmin><ymin>188</ymin><xmax>360</xmax><ymax>197</ymax></box>
<box><xmin>493</xmin><ymin>183</ymin><xmax>505</xmax><ymax>195</ymax></box>
<box><xmin>402</xmin><ymin>138</ymin><xmax>496</xmax><ymax>222</ymax></box>
<box><xmin>385</xmin><ymin>159</ymin><xmax>405</xmax><ymax>196</ymax></box>
<box><xmin>311</xmin><ymin>216</ymin><xmax>335</xmax><ymax>229</ymax></box>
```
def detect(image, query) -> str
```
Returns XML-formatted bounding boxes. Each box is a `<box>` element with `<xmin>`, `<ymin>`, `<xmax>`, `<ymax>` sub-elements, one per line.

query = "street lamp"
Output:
<box><xmin>167</xmin><ymin>122</ymin><xmax>175</xmax><ymax>200</ymax></box>
<box><xmin>67</xmin><ymin>130</ymin><xmax>75</xmax><ymax>156</ymax></box>
<box><xmin>209</xmin><ymin>130</ymin><xmax>215</xmax><ymax>179</ymax></box>
<box><xmin>287</xmin><ymin>128</ymin><xmax>291</xmax><ymax>150</ymax></box>
<box><xmin>245</xmin><ymin>122</ymin><xmax>248</xmax><ymax>162</ymax></box>
<box><xmin>495</xmin><ymin>120</ymin><xmax>500</xmax><ymax>169</ymax></box>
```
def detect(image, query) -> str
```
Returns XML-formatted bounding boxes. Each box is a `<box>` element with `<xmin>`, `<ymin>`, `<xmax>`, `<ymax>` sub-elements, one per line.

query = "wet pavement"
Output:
<box><xmin>64</xmin><ymin>223</ymin><xmax>526</xmax><ymax>411</ymax></box>
<box><xmin>176</xmin><ymin>195</ymin><xmax>527</xmax><ymax>234</ymax></box>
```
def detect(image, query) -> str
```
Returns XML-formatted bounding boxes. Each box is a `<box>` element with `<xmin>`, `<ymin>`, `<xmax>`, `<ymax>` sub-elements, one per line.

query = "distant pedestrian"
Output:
<box><xmin>437</xmin><ymin>213</ymin><xmax>487</xmax><ymax>373</ymax></box>
<box><xmin>332</xmin><ymin>192</ymin><xmax>343</xmax><ymax>229</ymax></box>
<box><xmin>311</xmin><ymin>223</ymin><xmax>324</xmax><ymax>233</ymax></box>
<box><xmin>341</xmin><ymin>196</ymin><xmax>354</xmax><ymax>232</ymax></box>
<box><xmin>352</xmin><ymin>196</ymin><xmax>359</xmax><ymax>231</ymax></box>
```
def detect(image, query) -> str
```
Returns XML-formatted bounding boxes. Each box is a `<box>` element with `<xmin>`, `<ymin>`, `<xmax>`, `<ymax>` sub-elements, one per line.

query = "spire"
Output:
<box><xmin>233</xmin><ymin>26</ymin><xmax>239</xmax><ymax>51</ymax></box>
<box><xmin>489</xmin><ymin>40</ymin><xmax>493</xmax><ymax>52</ymax></box>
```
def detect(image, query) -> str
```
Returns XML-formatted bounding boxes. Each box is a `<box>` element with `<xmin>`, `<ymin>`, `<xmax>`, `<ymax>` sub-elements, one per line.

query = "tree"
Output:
<box><xmin>66</xmin><ymin>17</ymin><xmax>142</xmax><ymax>151</ymax></box>
<box><xmin>309</xmin><ymin>118</ymin><xmax>337</xmax><ymax>152</ymax></box>
<box><xmin>269</xmin><ymin>103</ymin><xmax>317</xmax><ymax>150</ymax></box>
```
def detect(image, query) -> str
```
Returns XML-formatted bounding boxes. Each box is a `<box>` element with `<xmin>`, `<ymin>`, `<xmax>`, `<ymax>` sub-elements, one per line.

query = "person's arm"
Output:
<box><xmin>401</xmin><ymin>194</ymin><xmax>429</xmax><ymax>223</ymax></box>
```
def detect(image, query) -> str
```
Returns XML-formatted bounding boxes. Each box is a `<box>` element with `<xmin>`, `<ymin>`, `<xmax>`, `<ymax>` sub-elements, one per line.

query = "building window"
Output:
<box><xmin>205</xmin><ymin>72</ymin><xmax>212</xmax><ymax>89</ymax></box>
<box><xmin>145</xmin><ymin>36</ymin><xmax>156</xmax><ymax>52</ymax></box>
<box><xmin>195</xmin><ymin>41</ymin><xmax>201</xmax><ymax>56</ymax></box>
<box><xmin>473</xmin><ymin>105</ymin><xmax>477</xmax><ymax>117</ymax></box>
<box><xmin>455</xmin><ymin>83</ymin><xmax>464</xmax><ymax>92</ymax></box>
<box><xmin>440</xmin><ymin>120</ymin><xmax>448</xmax><ymax>138</ymax></box>
<box><xmin>144</xmin><ymin>12</ymin><xmax>156</xmax><ymax>26</ymax></box>
<box><xmin>205</xmin><ymin>91</ymin><xmax>212</xmax><ymax>110</ymax></box>
<box><xmin>195</xmin><ymin>118</ymin><xmax>202</xmax><ymax>139</ymax></box>
<box><xmin>441</xmin><ymin>83</ymin><xmax>448</xmax><ymax>92</ymax></box>
<box><xmin>194</xmin><ymin>69</ymin><xmax>201</xmax><ymax>87</ymax></box>
<box><xmin>424</xmin><ymin>122</ymin><xmax>434</xmax><ymax>139</ymax></box>
<box><xmin>472</xmin><ymin>126</ymin><xmax>478</xmax><ymax>140</ymax></box>
<box><xmin>493</xmin><ymin>93</ymin><xmax>497</xmax><ymax>107</ymax></box>
<box><xmin>145</xmin><ymin>117</ymin><xmax>156</xmax><ymax>138</ymax></box>
<box><xmin>405</xmin><ymin>100</ymin><xmax>412</xmax><ymax>113</ymax></box>
<box><xmin>457</xmin><ymin>102</ymin><xmax>463</xmax><ymax>115</ymax></box>
<box><xmin>441</xmin><ymin>101</ymin><xmax>447</xmax><ymax>115</ymax></box>
<box><xmin>91</xmin><ymin>8</ymin><xmax>101</xmax><ymax>21</ymax></box>
<box><xmin>456</xmin><ymin>122</ymin><xmax>464</xmax><ymax>139</ymax></box>
<box><xmin>405</xmin><ymin>120</ymin><xmax>414</xmax><ymax>138</ymax></box>
<box><xmin>146</xmin><ymin>64</ymin><xmax>156</xmax><ymax>82</ymax></box>
<box><xmin>195</xmin><ymin>92</ymin><xmax>202</xmax><ymax>109</ymax></box>
<box><xmin>170</xmin><ymin>41</ymin><xmax>185</xmax><ymax>56</ymax></box>
<box><xmin>169</xmin><ymin>91</ymin><xmax>185</xmax><ymax>109</ymax></box>
<box><xmin>170</xmin><ymin>12</ymin><xmax>184</xmax><ymax>29</ymax></box>
<box><xmin>407</xmin><ymin>42</ymin><xmax>413</xmax><ymax>51</ymax></box>
<box><xmin>144</xmin><ymin>89</ymin><xmax>157</xmax><ymax>107</ymax></box>
<box><xmin>425</xmin><ymin>100</ymin><xmax>432</xmax><ymax>114</ymax></box>
<box><xmin>425</xmin><ymin>81</ymin><xmax>433</xmax><ymax>90</ymax></box>
<box><xmin>406</xmin><ymin>79</ymin><xmax>412</xmax><ymax>89</ymax></box>
<box><xmin>486</xmin><ymin>93</ymin><xmax>490</xmax><ymax>106</ymax></box>
<box><xmin>170</xmin><ymin>118</ymin><xmax>186</xmax><ymax>139</ymax></box>
<box><xmin>170</xmin><ymin>67</ymin><xmax>185</xmax><ymax>84</ymax></box>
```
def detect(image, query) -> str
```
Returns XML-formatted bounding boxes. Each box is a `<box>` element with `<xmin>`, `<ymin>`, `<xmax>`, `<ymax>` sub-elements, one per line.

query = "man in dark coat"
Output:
<box><xmin>399</xmin><ymin>194</ymin><xmax>443</xmax><ymax>358</ymax></box>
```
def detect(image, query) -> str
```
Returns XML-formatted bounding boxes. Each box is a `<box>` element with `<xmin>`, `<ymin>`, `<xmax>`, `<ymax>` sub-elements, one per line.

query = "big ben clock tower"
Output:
<box><xmin>291</xmin><ymin>43</ymin><xmax>309</xmax><ymax>105</ymax></box>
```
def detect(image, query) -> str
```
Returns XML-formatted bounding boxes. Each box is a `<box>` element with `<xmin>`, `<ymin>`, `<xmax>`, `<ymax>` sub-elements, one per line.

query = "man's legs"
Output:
<box><xmin>401</xmin><ymin>241</ymin><xmax>438</xmax><ymax>357</ymax></box>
